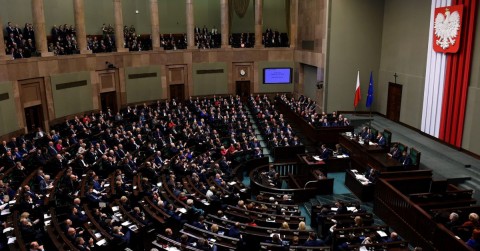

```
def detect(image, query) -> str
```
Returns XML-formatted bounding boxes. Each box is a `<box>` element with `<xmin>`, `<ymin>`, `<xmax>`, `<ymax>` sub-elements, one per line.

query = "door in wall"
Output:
<box><xmin>386</xmin><ymin>82</ymin><xmax>403</xmax><ymax>122</ymax></box>
<box><xmin>236</xmin><ymin>81</ymin><xmax>250</xmax><ymax>98</ymax></box>
<box><xmin>24</xmin><ymin>105</ymin><xmax>44</xmax><ymax>133</ymax></box>
<box><xmin>170</xmin><ymin>84</ymin><xmax>185</xmax><ymax>101</ymax></box>
<box><xmin>100</xmin><ymin>91</ymin><xmax>118</xmax><ymax>113</ymax></box>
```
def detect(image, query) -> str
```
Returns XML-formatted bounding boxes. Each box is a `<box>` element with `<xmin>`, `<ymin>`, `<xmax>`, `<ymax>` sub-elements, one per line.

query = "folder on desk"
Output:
<box><xmin>96</xmin><ymin>239</ymin><xmax>107</xmax><ymax>246</ymax></box>
<box><xmin>377</xmin><ymin>230</ymin><xmax>387</xmax><ymax>237</ymax></box>
<box><xmin>3</xmin><ymin>227</ymin><xmax>13</xmax><ymax>233</ymax></box>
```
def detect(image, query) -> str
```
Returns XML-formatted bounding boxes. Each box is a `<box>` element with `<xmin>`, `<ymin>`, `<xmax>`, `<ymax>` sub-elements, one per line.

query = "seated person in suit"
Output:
<box><xmin>361</xmin><ymin>233</ymin><xmax>377</xmax><ymax>245</ymax></box>
<box><xmin>75</xmin><ymin>236</ymin><xmax>94</xmax><ymax>251</ymax></box>
<box><xmin>366</xmin><ymin>167</ymin><xmax>379</xmax><ymax>184</ymax></box>
<box><xmin>228</xmin><ymin>222</ymin><xmax>241</xmax><ymax>238</ymax></box>
<box><xmin>272</xmin><ymin>173</ymin><xmax>282</xmax><ymax>188</ymax></box>
<box><xmin>253</xmin><ymin>147</ymin><xmax>264</xmax><ymax>159</ymax></box>
<box><xmin>360</xmin><ymin>127</ymin><xmax>369</xmax><ymax>139</ymax></box>
<box><xmin>304</xmin><ymin>232</ymin><xmax>325</xmax><ymax>246</ymax></box>
<box><xmin>399</xmin><ymin>150</ymin><xmax>412</xmax><ymax>166</ymax></box>
<box><xmin>446</xmin><ymin>212</ymin><xmax>461</xmax><ymax>231</ymax></box>
<box><xmin>386</xmin><ymin>232</ymin><xmax>400</xmax><ymax>242</ymax></box>
<box><xmin>335</xmin><ymin>200</ymin><xmax>348</xmax><ymax>214</ymax></box>
<box><xmin>376</xmin><ymin>132</ymin><xmax>386</xmax><ymax>147</ymax></box>
<box><xmin>363</xmin><ymin>128</ymin><xmax>373</xmax><ymax>142</ymax></box>
<box><xmin>29</xmin><ymin>241</ymin><xmax>44</xmax><ymax>251</ymax></box>
<box><xmin>268</xmin><ymin>234</ymin><xmax>284</xmax><ymax>245</ymax></box>
<box><xmin>333</xmin><ymin>144</ymin><xmax>345</xmax><ymax>156</ymax></box>
<box><xmin>466</xmin><ymin>228</ymin><xmax>480</xmax><ymax>250</ymax></box>
<box><xmin>112</xmin><ymin>225</ymin><xmax>131</xmax><ymax>245</ymax></box>
<box><xmin>388</xmin><ymin>144</ymin><xmax>401</xmax><ymax>159</ymax></box>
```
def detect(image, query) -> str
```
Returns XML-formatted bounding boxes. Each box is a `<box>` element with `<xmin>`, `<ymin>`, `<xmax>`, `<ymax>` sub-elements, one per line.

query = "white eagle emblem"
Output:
<box><xmin>434</xmin><ymin>8</ymin><xmax>461</xmax><ymax>49</ymax></box>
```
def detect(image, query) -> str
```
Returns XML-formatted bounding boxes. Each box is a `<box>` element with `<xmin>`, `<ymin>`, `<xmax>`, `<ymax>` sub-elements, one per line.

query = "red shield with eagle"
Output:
<box><xmin>433</xmin><ymin>5</ymin><xmax>463</xmax><ymax>53</ymax></box>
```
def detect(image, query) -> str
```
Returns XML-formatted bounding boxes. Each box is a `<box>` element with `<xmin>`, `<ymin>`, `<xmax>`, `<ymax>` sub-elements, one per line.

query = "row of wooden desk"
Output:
<box><xmin>338</xmin><ymin>135</ymin><xmax>417</xmax><ymax>201</ymax></box>
<box><xmin>276</xmin><ymin>101</ymin><xmax>354</xmax><ymax>145</ymax></box>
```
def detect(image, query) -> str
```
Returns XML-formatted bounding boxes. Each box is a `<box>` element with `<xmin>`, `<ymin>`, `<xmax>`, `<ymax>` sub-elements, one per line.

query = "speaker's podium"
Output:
<box><xmin>297</xmin><ymin>154</ymin><xmax>350</xmax><ymax>174</ymax></box>
<box><xmin>294</xmin><ymin>154</ymin><xmax>334</xmax><ymax>195</ymax></box>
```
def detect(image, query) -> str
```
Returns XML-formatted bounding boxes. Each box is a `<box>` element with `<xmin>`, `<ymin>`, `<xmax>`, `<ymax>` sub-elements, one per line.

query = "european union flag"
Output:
<box><xmin>366</xmin><ymin>72</ymin><xmax>374</xmax><ymax>108</ymax></box>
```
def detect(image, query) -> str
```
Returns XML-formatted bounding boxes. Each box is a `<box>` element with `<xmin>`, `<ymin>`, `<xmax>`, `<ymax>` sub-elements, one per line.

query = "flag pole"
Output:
<box><xmin>369</xmin><ymin>106</ymin><xmax>372</xmax><ymax>128</ymax></box>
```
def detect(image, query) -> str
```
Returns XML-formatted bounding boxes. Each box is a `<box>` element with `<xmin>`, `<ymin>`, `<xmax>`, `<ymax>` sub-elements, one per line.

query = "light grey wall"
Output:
<box><xmin>462</xmin><ymin>7</ymin><xmax>480</xmax><ymax>155</ymax></box>
<box><xmin>326</xmin><ymin>0</ymin><xmax>384</xmax><ymax>113</ymax></box>
<box><xmin>377</xmin><ymin>0</ymin><xmax>430</xmax><ymax>128</ymax></box>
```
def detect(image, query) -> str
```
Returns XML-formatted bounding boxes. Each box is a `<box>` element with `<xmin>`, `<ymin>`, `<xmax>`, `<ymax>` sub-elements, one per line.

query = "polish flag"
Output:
<box><xmin>354</xmin><ymin>71</ymin><xmax>361</xmax><ymax>107</ymax></box>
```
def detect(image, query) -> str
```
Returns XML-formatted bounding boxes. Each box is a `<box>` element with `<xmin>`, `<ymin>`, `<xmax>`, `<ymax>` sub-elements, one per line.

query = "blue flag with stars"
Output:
<box><xmin>366</xmin><ymin>72</ymin><xmax>374</xmax><ymax>108</ymax></box>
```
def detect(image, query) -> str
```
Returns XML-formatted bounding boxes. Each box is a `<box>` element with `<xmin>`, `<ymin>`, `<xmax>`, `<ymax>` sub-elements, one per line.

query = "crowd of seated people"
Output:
<box><xmin>4</xmin><ymin>22</ymin><xmax>36</xmax><ymax>59</ymax></box>
<box><xmin>312</xmin><ymin>200</ymin><xmax>406</xmax><ymax>250</ymax></box>
<box><xmin>249</xmin><ymin>94</ymin><xmax>302</xmax><ymax>149</ymax></box>
<box><xmin>279</xmin><ymin>94</ymin><xmax>350</xmax><ymax>128</ymax></box>
<box><xmin>0</xmin><ymin>93</ymin><xmax>420</xmax><ymax>251</ymax></box>
<box><xmin>161</xmin><ymin>33</ymin><xmax>187</xmax><ymax>50</ymax></box>
<box><xmin>83</xmin><ymin>23</ymin><xmax>116</xmax><ymax>53</ymax></box>
<box><xmin>49</xmin><ymin>24</ymin><xmax>79</xmax><ymax>55</ymax></box>
<box><xmin>229</xmin><ymin>32</ymin><xmax>254</xmax><ymax>48</ymax></box>
<box><xmin>194</xmin><ymin>25</ymin><xmax>221</xmax><ymax>49</ymax></box>
<box><xmin>263</xmin><ymin>28</ymin><xmax>289</xmax><ymax>47</ymax></box>
<box><xmin>123</xmin><ymin>25</ymin><xmax>150</xmax><ymax>51</ymax></box>
<box><xmin>440</xmin><ymin>212</ymin><xmax>480</xmax><ymax>250</ymax></box>
<box><xmin>0</xmin><ymin>95</ymin><xmax>272</xmax><ymax>250</ymax></box>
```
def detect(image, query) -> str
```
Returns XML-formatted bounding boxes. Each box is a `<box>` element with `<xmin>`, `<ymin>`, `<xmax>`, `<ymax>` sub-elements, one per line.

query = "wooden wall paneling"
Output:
<box><xmin>100</xmin><ymin>73</ymin><xmax>115</xmax><ymax>92</ymax></box>
<box><xmin>11</xmin><ymin>80</ymin><xmax>25</xmax><ymax>133</ymax></box>
<box><xmin>96</xmin><ymin>69</ymin><xmax>121</xmax><ymax>111</ymax></box>
<box><xmin>21</xmin><ymin>83</ymin><xmax>42</xmax><ymax>107</ymax></box>
<box><xmin>91</xmin><ymin>71</ymin><xmax>100</xmax><ymax>110</ymax></box>
<box><xmin>168</xmin><ymin>68</ymin><xmax>185</xmax><ymax>84</ymax></box>
<box><xmin>117</xmin><ymin>68</ymin><xmax>127</xmax><ymax>107</ymax></box>
<box><xmin>167</xmin><ymin>65</ymin><xmax>188</xmax><ymax>99</ymax></box>
<box><xmin>44</xmin><ymin>76</ymin><xmax>55</xmax><ymax>122</ymax></box>
<box><xmin>161</xmin><ymin>65</ymin><xmax>168</xmax><ymax>100</ymax></box>
<box><xmin>233</xmin><ymin>62</ymin><xmax>254</xmax><ymax>94</ymax></box>
<box><xmin>18</xmin><ymin>78</ymin><xmax>50</xmax><ymax>132</ymax></box>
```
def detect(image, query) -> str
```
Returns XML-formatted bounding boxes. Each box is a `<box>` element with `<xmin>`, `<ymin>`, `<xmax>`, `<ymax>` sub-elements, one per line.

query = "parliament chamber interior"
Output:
<box><xmin>1</xmin><ymin>0</ymin><xmax>480</xmax><ymax>251</ymax></box>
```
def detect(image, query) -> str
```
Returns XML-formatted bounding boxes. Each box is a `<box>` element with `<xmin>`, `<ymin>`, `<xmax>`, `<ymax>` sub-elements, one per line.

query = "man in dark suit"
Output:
<box><xmin>389</xmin><ymin>144</ymin><xmax>401</xmax><ymax>159</ymax></box>
<box><xmin>320</xmin><ymin>144</ymin><xmax>331</xmax><ymax>160</ymax></box>
<box><xmin>32</xmin><ymin>149</ymin><xmax>47</xmax><ymax>166</ymax></box>
<box><xmin>399</xmin><ymin>150</ymin><xmax>412</xmax><ymax>166</ymax></box>
<box><xmin>0</xmin><ymin>141</ymin><xmax>9</xmax><ymax>156</ymax></box>
<box><xmin>304</xmin><ymin>232</ymin><xmax>325</xmax><ymax>246</ymax></box>
<box><xmin>376</xmin><ymin>132</ymin><xmax>386</xmax><ymax>147</ymax></box>
<box><xmin>47</xmin><ymin>141</ymin><xmax>58</xmax><ymax>157</ymax></box>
